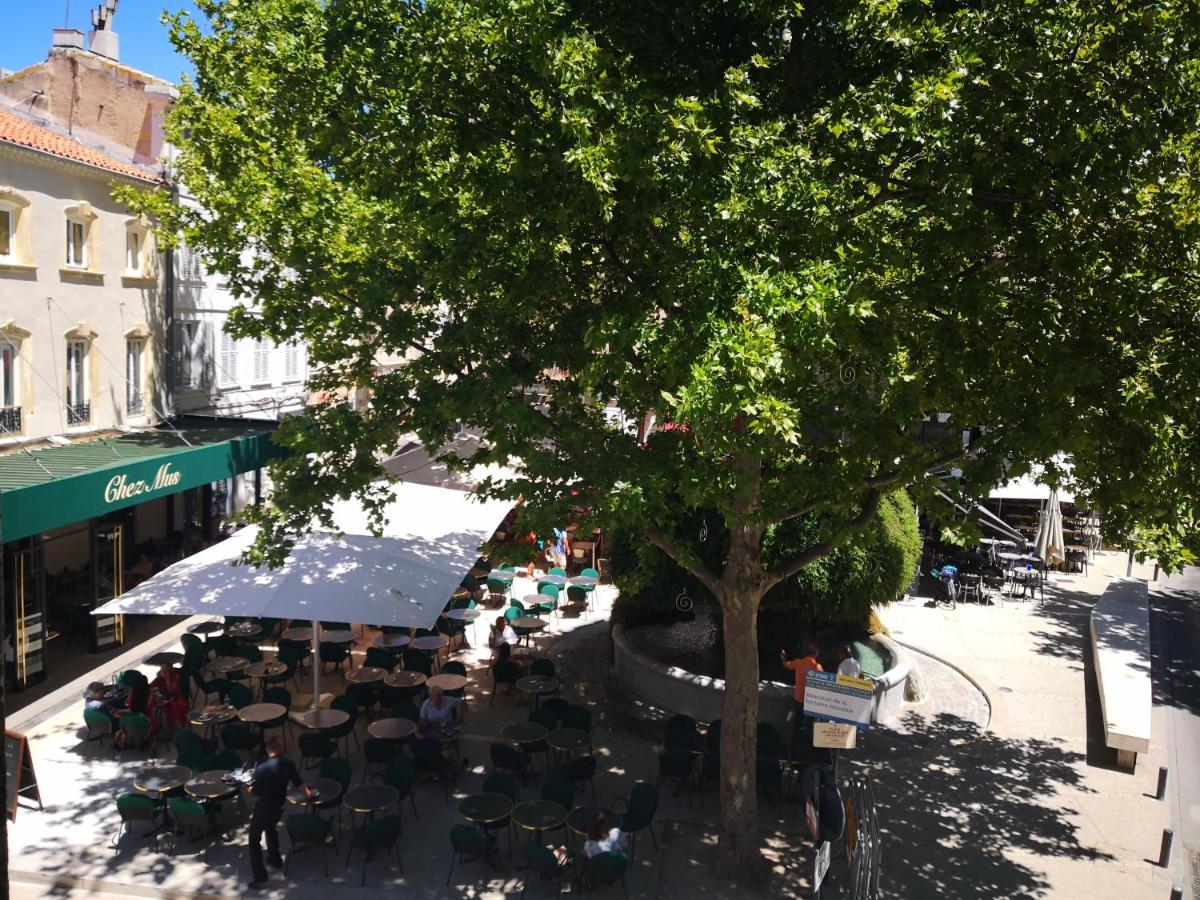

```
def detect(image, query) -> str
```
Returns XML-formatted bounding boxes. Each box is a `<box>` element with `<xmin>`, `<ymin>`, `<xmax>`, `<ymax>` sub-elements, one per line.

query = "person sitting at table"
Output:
<box><xmin>419</xmin><ymin>685</ymin><xmax>467</xmax><ymax>767</ymax></box>
<box><xmin>491</xmin><ymin>641</ymin><xmax>524</xmax><ymax>695</ymax></box>
<box><xmin>126</xmin><ymin>677</ymin><xmax>152</xmax><ymax>717</ymax></box>
<box><xmin>489</xmin><ymin>616</ymin><xmax>519</xmax><ymax>657</ymax></box>
<box><xmin>149</xmin><ymin>663</ymin><xmax>189</xmax><ymax>738</ymax></box>
<box><xmin>85</xmin><ymin>682</ymin><xmax>129</xmax><ymax>748</ymax></box>
<box><xmin>583</xmin><ymin>810</ymin><xmax>627</xmax><ymax>858</ymax></box>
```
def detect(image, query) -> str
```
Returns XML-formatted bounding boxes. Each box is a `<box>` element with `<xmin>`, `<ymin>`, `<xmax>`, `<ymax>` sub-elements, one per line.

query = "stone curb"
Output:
<box><xmin>889</xmin><ymin>636</ymin><xmax>1008</xmax><ymax>738</ymax></box>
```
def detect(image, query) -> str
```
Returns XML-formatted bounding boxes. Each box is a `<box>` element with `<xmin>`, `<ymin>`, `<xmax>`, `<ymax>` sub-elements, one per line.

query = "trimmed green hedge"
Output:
<box><xmin>610</xmin><ymin>491</ymin><xmax>920</xmax><ymax>639</ymax></box>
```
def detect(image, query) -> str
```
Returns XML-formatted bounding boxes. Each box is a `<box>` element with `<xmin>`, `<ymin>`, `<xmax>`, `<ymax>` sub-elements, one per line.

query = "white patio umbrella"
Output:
<box><xmin>1035</xmin><ymin>489</ymin><xmax>1067</xmax><ymax>567</ymax></box>
<box><xmin>94</xmin><ymin>481</ymin><xmax>513</xmax><ymax>707</ymax></box>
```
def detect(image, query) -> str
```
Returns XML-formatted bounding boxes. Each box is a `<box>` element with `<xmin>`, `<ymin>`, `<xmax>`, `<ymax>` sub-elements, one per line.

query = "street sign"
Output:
<box><xmin>804</xmin><ymin>670</ymin><xmax>874</xmax><ymax>727</ymax></box>
<box><xmin>814</xmin><ymin>721</ymin><xmax>858</xmax><ymax>749</ymax></box>
<box><xmin>813</xmin><ymin>840</ymin><xmax>831</xmax><ymax>891</ymax></box>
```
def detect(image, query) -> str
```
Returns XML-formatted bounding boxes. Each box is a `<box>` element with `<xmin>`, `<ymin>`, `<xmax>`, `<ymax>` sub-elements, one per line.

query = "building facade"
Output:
<box><xmin>0</xmin><ymin>108</ymin><xmax>166</xmax><ymax>441</ymax></box>
<box><xmin>0</xmin><ymin>19</ymin><xmax>302</xmax><ymax>692</ymax></box>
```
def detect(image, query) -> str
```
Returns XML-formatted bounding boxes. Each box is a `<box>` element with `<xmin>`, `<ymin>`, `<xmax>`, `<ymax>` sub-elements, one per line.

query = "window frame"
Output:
<box><xmin>253</xmin><ymin>338</ymin><xmax>271</xmax><ymax>385</ymax></box>
<box><xmin>65</xmin><ymin>338</ymin><xmax>89</xmax><ymax>416</ymax></box>
<box><xmin>0</xmin><ymin>205</ymin><xmax>14</xmax><ymax>262</ymax></box>
<box><xmin>65</xmin><ymin>216</ymin><xmax>88</xmax><ymax>269</ymax></box>
<box><xmin>1</xmin><ymin>339</ymin><xmax>18</xmax><ymax>408</ymax></box>
<box><xmin>125</xmin><ymin>229</ymin><xmax>142</xmax><ymax>274</ymax></box>
<box><xmin>125</xmin><ymin>338</ymin><xmax>145</xmax><ymax>415</ymax></box>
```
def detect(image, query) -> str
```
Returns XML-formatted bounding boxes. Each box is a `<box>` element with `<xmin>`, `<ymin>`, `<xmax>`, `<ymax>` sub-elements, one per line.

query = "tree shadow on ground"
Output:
<box><xmin>843</xmin><ymin>711</ymin><xmax>1114</xmax><ymax>899</ymax></box>
<box><xmin>1149</xmin><ymin>587</ymin><xmax>1200</xmax><ymax>717</ymax></box>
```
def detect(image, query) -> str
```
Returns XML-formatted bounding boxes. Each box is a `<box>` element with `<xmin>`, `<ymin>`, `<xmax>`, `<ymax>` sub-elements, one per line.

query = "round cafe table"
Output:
<box><xmin>502</xmin><ymin>721</ymin><xmax>548</xmax><ymax>746</ymax></box>
<box><xmin>188</xmin><ymin>621</ymin><xmax>223</xmax><ymax>636</ymax></box>
<box><xmin>345</xmin><ymin>666</ymin><xmax>387</xmax><ymax>685</ymax></box>
<box><xmin>445</xmin><ymin>608</ymin><xmax>481</xmax><ymax>623</ymax></box>
<box><xmin>547</xmin><ymin>727</ymin><xmax>590</xmax><ymax>756</ymax></box>
<box><xmin>567</xmin><ymin>575</ymin><xmax>599</xmax><ymax>587</ymax></box>
<box><xmin>487</xmin><ymin>570</ymin><xmax>517</xmax><ymax>583</ymax></box>
<box><xmin>511</xmin><ymin>799</ymin><xmax>567</xmax><ymax>837</ymax></box>
<box><xmin>567</xmin><ymin>806</ymin><xmax>621</xmax><ymax>837</ymax></box>
<box><xmin>244</xmin><ymin>660</ymin><xmax>288</xmax><ymax>682</ymax></box>
<box><xmin>410</xmin><ymin>635</ymin><xmax>449</xmax><ymax>652</ymax></box>
<box><xmin>144</xmin><ymin>651</ymin><xmax>184</xmax><ymax>667</ymax></box>
<box><xmin>294</xmin><ymin>708</ymin><xmax>350</xmax><ymax>730</ymax></box>
<box><xmin>288</xmin><ymin>777</ymin><xmax>342</xmax><ymax>809</ymax></box>
<box><xmin>224</xmin><ymin>621</ymin><xmax>263</xmax><ymax>641</ymax></box>
<box><xmin>516</xmin><ymin>676</ymin><xmax>558</xmax><ymax>710</ymax></box>
<box><xmin>208</xmin><ymin>656</ymin><xmax>249</xmax><ymax>675</ymax></box>
<box><xmin>344</xmin><ymin>784</ymin><xmax>399</xmax><ymax>820</ymax></box>
<box><xmin>520</xmin><ymin>593</ymin><xmax>549</xmax><ymax>609</ymax></box>
<box><xmin>189</xmin><ymin>704</ymin><xmax>237</xmax><ymax>740</ymax></box>
<box><xmin>459</xmin><ymin>792</ymin><xmax>513</xmax><ymax>826</ymax></box>
<box><xmin>426</xmin><ymin>673</ymin><xmax>468</xmax><ymax>693</ymax></box>
<box><xmin>512</xmin><ymin>617</ymin><xmax>547</xmax><ymax>650</ymax></box>
<box><xmin>321</xmin><ymin>629</ymin><xmax>355</xmax><ymax>645</ymax></box>
<box><xmin>368</xmin><ymin>717</ymin><xmax>416</xmax><ymax>741</ymax></box>
<box><xmin>238</xmin><ymin>702</ymin><xmax>287</xmax><ymax>730</ymax></box>
<box><xmin>185</xmin><ymin>772</ymin><xmax>238</xmax><ymax>801</ymax></box>
<box><xmin>280</xmin><ymin>626</ymin><xmax>313</xmax><ymax>643</ymax></box>
<box><xmin>134</xmin><ymin>765</ymin><xmax>193</xmax><ymax>796</ymax></box>
<box><xmin>373</xmin><ymin>633</ymin><xmax>411</xmax><ymax>649</ymax></box>
<box><xmin>538</xmin><ymin>574</ymin><xmax>567</xmax><ymax>587</ymax></box>
<box><xmin>384</xmin><ymin>670</ymin><xmax>427</xmax><ymax>690</ymax></box>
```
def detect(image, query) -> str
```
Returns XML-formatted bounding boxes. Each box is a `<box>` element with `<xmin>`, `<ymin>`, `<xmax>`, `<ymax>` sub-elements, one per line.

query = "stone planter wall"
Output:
<box><xmin>612</xmin><ymin>623</ymin><xmax>917</xmax><ymax>728</ymax></box>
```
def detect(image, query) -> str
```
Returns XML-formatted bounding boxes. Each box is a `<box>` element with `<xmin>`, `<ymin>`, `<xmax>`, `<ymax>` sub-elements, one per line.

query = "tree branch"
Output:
<box><xmin>646</xmin><ymin>527</ymin><xmax>724</xmax><ymax>598</ymax></box>
<box><xmin>763</xmin><ymin>490</ymin><xmax>882</xmax><ymax>590</ymax></box>
<box><xmin>775</xmin><ymin>446</ymin><xmax>964</xmax><ymax>526</ymax></box>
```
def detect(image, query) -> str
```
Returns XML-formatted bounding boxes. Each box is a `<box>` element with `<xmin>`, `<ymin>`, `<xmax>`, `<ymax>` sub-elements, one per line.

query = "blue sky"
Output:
<box><xmin>1</xmin><ymin>0</ymin><xmax>197</xmax><ymax>83</ymax></box>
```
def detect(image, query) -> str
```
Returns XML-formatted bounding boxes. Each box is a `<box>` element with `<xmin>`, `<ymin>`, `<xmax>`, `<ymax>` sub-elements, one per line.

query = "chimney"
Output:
<box><xmin>51</xmin><ymin>28</ymin><xmax>85</xmax><ymax>51</ymax></box>
<box><xmin>87</xmin><ymin>0</ymin><xmax>120</xmax><ymax>61</ymax></box>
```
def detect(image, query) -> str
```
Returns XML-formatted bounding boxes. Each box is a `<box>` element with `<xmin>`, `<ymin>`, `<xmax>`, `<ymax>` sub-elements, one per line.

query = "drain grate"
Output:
<box><xmin>1190</xmin><ymin>848</ymin><xmax>1199</xmax><ymax>899</ymax></box>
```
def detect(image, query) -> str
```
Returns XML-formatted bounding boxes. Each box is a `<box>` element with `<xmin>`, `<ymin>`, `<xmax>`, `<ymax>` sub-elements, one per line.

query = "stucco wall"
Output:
<box><xmin>0</xmin><ymin>146</ymin><xmax>165</xmax><ymax>440</ymax></box>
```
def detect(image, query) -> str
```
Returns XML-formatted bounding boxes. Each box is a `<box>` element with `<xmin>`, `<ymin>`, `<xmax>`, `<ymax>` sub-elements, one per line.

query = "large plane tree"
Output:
<box><xmin>133</xmin><ymin>0</ymin><xmax>1200</xmax><ymax>877</ymax></box>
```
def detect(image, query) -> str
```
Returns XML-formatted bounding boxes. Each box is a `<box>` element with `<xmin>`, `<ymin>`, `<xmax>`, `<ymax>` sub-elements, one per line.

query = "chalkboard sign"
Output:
<box><xmin>5</xmin><ymin>729</ymin><xmax>42</xmax><ymax>821</ymax></box>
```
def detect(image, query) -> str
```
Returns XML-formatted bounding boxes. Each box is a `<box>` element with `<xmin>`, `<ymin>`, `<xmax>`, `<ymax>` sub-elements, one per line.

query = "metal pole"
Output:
<box><xmin>1156</xmin><ymin>766</ymin><xmax>1168</xmax><ymax>801</ymax></box>
<box><xmin>1126</xmin><ymin>548</ymin><xmax>1134</xmax><ymax>577</ymax></box>
<box><xmin>311</xmin><ymin>621</ymin><xmax>321</xmax><ymax>710</ymax></box>
<box><xmin>1159</xmin><ymin>828</ymin><xmax>1173</xmax><ymax>867</ymax></box>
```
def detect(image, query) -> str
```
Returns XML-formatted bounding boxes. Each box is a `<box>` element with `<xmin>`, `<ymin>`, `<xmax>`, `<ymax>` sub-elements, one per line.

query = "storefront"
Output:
<box><xmin>0</xmin><ymin>419</ymin><xmax>286</xmax><ymax>690</ymax></box>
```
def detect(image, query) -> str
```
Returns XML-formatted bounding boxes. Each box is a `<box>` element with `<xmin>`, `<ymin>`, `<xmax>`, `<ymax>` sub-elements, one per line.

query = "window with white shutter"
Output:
<box><xmin>253</xmin><ymin>339</ymin><xmax>271</xmax><ymax>384</ymax></box>
<box><xmin>219</xmin><ymin>328</ymin><xmax>238</xmax><ymax>387</ymax></box>
<box><xmin>283</xmin><ymin>342</ymin><xmax>304</xmax><ymax>381</ymax></box>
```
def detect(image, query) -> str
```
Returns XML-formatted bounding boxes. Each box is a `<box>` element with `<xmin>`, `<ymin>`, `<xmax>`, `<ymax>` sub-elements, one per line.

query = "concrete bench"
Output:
<box><xmin>1089</xmin><ymin>578</ymin><xmax>1151</xmax><ymax>769</ymax></box>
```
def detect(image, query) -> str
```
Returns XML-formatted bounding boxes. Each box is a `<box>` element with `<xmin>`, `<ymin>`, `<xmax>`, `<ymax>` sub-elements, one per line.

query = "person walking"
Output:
<box><xmin>247</xmin><ymin>737</ymin><xmax>311</xmax><ymax>889</ymax></box>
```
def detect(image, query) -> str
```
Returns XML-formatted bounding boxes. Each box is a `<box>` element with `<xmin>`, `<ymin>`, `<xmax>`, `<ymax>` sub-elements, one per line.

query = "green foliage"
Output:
<box><xmin>612</xmin><ymin>491</ymin><xmax>919</xmax><ymax>630</ymax></box>
<box><xmin>128</xmin><ymin>1</ymin><xmax>1200</xmax><ymax>866</ymax></box>
<box><xmin>762</xmin><ymin>490</ymin><xmax>920</xmax><ymax>625</ymax></box>
<box><xmin>124</xmin><ymin>0</ymin><xmax>1200</xmax><ymax>576</ymax></box>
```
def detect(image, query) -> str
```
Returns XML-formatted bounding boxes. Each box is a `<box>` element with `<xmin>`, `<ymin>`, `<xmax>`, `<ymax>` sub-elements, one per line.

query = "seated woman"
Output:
<box><xmin>583</xmin><ymin>810</ymin><xmax>628</xmax><ymax>858</ymax></box>
<box><xmin>148</xmin><ymin>663</ymin><xmax>189</xmax><ymax>737</ymax></box>
<box><xmin>488</xmin><ymin>616</ymin><xmax>519</xmax><ymax>658</ymax></box>
<box><xmin>491</xmin><ymin>641</ymin><xmax>523</xmax><ymax>695</ymax></box>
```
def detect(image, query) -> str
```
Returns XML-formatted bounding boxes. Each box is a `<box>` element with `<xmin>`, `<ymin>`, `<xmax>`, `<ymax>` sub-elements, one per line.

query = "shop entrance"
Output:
<box><xmin>91</xmin><ymin>521</ymin><xmax>125</xmax><ymax>653</ymax></box>
<box><xmin>4</xmin><ymin>542</ymin><xmax>47</xmax><ymax>691</ymax></box>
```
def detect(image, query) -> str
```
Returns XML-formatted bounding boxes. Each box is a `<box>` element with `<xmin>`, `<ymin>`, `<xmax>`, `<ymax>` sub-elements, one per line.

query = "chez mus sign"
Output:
<box><xmin>104</xmin><ymin>463</ymin><xmax>184</xmax><ymax>505</ymax></box>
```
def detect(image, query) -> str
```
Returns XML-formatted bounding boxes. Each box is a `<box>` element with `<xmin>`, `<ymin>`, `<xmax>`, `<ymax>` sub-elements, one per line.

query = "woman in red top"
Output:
<box><xmin>149</xmin><ymin>664</ymin><xmax>189</xmax><ymax>736</ymax></box>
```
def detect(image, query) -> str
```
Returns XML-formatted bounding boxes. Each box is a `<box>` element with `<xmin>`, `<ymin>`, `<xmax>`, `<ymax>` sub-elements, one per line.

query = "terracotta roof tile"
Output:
<box><xmin>0</xmin><ymin>109</ymin><xmax>161</xmax><ymax>184</ymax></box>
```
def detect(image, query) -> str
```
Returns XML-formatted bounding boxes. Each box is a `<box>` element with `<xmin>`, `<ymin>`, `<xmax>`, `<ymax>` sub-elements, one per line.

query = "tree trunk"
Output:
<box><xmin>717</xmin><ymin>585</ymin><xmax>766</xmax><ymax>877</ymax></box>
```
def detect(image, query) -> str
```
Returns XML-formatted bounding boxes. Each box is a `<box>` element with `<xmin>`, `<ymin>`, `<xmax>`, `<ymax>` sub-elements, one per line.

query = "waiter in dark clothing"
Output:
<box><xmin>247</xmin><ymin>737</ymin><xmax>311</xmax><ymax>889</ymax></box>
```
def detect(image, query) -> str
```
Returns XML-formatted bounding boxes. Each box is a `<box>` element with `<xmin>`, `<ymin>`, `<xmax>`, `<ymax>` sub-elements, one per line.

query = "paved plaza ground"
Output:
<box><xmin>7</xmin><ymin>552</ymin><xmax>1191</xmax><ymax>898</ymax></box>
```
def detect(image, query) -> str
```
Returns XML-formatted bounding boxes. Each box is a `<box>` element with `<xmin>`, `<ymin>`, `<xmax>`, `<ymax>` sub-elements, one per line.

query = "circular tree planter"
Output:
<box><xmin>612</xmin><ymin>623</ymin><xmax>915</xmax><ymax>730</ymax></box>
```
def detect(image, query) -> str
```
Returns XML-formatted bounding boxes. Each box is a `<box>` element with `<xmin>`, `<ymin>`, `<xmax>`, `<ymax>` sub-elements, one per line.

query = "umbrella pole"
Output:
<box><xmin>311</xmin><ymin>621</ymin><xmax>321</xmax><ymax>710</ymax></box>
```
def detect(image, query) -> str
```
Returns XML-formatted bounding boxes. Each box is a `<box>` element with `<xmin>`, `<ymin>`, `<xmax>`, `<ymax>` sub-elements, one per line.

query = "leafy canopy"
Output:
<box><xmin>135</xmin><ymin>0</ymin><xmax>1200</xmax><ymax>574</ymax></box>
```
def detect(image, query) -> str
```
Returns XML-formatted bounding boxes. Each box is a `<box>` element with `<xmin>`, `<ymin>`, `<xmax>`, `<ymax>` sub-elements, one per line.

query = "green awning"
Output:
<box><xmin>0</xmin><ymin>423</ymin><xmax>286</xmax><ymax>542</ymax></box>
